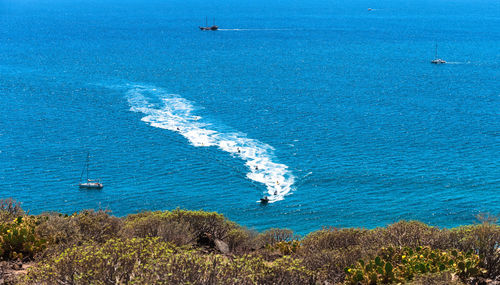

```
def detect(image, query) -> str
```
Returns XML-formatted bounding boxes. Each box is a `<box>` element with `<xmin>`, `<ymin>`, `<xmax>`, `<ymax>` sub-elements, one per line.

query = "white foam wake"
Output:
<box><xmin>218</xmin><ymin>28</ymin><xmax>293</xmax><ymax>31</ymax></box>
<box><xmin>125</xmin><ymin>84</ymin><xmax>294</xmax><ymax>203</ymax></box>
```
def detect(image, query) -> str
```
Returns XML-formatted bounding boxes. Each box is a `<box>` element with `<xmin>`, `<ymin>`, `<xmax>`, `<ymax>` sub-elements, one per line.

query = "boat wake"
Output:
<box><xmin>124</xmin><ymin>84</ymin><xmax>294</xmax><ymax>203</ymax></box>
<box><xmin>445</xmin><ymin>61</ymin><xmax>470</xmax><ymax>65</ymax></box>
<box><xmin>218</xmin><ymin>28</ymin><xmax>293</xmax><ymax>31</ymax></box>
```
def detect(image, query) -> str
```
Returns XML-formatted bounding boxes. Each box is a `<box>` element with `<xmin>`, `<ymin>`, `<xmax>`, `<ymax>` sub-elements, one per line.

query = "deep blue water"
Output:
<box><xmin>0</xmin><ymin>0</ymin><xmax>499</xmax><ymax>234</ymax></box>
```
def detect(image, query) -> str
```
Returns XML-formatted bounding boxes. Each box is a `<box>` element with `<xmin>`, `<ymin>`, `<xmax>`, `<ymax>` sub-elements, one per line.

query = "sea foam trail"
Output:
<box><xmin>126</xmin><ymin>85</ymin><xmax>294</xmax><ymax>203</ymax></box>
<box><xmin>218</xmin><ymin>28</ymin><xmax>293</xmax><ymax>31</ymax></box>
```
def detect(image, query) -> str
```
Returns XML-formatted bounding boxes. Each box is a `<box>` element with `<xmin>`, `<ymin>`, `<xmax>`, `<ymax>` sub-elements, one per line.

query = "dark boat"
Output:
<box><xmin>260</xmin><ymin>196</ymin><xmax>269</xmax><ymax>204</ymax></box>
<box><xmin>199</xmin><ymin>17</ymin><xmax>218</xmax><ymax>31</ymax></box>
<box><xmin>78</xmin><ymin>153</ymin><xmax>103</xmax><ymax>189</ymax></box>
<box><xmin>199</xmin><ymin>26</ymin><xmax>218</xmax><ymax>31</ymax></box>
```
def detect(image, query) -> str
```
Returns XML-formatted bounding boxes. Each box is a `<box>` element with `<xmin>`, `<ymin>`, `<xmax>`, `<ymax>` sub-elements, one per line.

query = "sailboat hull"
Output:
<box><xmin>431</xmin><ymin>59</ymin><xmax>446</xmax><ymax>64</ymax></box>
<box><xmin>79</xmin><ymin>153</ymin><xmax>103</xmax><ymax>189</ymax></box>
<box><xmin>78</xmin><ymin>182</ymin><xmax>103</xmax><ymax>189</ymax></box>
<box><xmin>199</xmin><ymin>26</ymin><xmax>218</xmax><ymax>31</ymax></box>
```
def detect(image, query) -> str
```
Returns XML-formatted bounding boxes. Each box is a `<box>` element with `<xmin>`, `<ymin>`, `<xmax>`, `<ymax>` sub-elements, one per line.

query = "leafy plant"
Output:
<box><xmin>0</xmin><ymin>216</ymin><xmax>46</xmax><ymax>260</ymax></box>
<box><xmin>275</xmin><ymin>240</ymin><xmax>301</xmax><ymax>255</ymax></box>
<box><xmin>344</xmin><ymin>246</ymin><xmax>485</xmax><ymax>284</ymax></box>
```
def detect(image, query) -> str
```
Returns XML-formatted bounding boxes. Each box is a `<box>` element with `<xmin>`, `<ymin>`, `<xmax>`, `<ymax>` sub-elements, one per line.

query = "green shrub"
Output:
<box><xmin>344</xmin><ymin>246</ymin><xmax>485</xmax><ymax>284</ymax></box>
<box><xmin>24</xmin><ymin>237</ymin><xmax>317</xmax><ymax>285</ymax></box>
<box><xmin>25</xmin><ymin>237</ymin><xmax>176</xmax><ymax>284</ymax></box>
<box><xmin>275</xmin><ymin>240</ymin><xmax>301</xmax><ymax>255</ymax></box>
<box><xmin>450</xmin><ymin>217</ymin><xmax>500</xmax><ymax>279</ymax></box>
<box><xmin>0</xmin><ymin>216</ymin><xmax>46</xmax><ymax>260</ymax></box>
<box><xmin>2</xmin><ymin>201</ymin><xmax>496</xmax><ymax>285</ymax></box>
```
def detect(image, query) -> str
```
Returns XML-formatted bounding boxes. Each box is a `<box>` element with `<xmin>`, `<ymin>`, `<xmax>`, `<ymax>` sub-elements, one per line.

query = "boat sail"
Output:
<box><xmin>78</xmin><ymin>153</ymin><xmax>103</xmax><ymax>189</ymax></box>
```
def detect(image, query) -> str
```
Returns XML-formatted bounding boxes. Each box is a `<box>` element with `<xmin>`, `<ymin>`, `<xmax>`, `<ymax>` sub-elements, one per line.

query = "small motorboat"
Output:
<box><xmin>78</xmin><ymin>153</ymin><xmax>103</xmax><ymax>189</ymax></box>
<box><xmin>260</xmin><ymin>196</ymin><xmax>269</xmax><ymax>204</ymax></box>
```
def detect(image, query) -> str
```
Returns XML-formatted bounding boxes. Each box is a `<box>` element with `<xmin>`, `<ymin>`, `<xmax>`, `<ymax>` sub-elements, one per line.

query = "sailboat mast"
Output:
<box><xmin>205</xmin><ymin>16</ymin><xmax>207</xmax><ymax>27</ymax></box>
<box><xmin>80</xmin><ymin>157</ymin><xmax>86</xmax><ymax>182</ymax></box>
<box><xmin>86</xmin><ymin>153</ymin><xmax>90</xmax><ymax>181</ymax></box>
<box><xmin>435</xmin><ymin>43</ymin><xmax>438</xmax><ymax>58</ymax></box>
<box><xmin>78</xmin><ymin>152</ymin><xmax>103</xmax><ymax>189</ymax></box>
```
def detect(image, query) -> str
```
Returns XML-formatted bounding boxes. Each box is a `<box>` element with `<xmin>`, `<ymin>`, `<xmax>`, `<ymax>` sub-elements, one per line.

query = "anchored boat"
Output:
<box><xmin>78</xmin><ymin>153</ymin><xmax>103</xmax><ymax>189</ymax></box>
<box><xmin>431</xmin><ymin>44</ymin><xmax>446</xmax><ymax>64</ymax></box>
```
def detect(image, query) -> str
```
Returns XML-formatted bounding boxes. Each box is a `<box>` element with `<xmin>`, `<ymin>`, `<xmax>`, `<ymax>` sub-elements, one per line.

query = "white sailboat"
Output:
<box><xmin>78</xmin><ymin>153</ymin><xmax>103</xmax><ymax>189</ymax></box>
<box><xmin>431</xmin><ymin>44</ymin><xmax>446</xmax><ymax>64</ymax></box>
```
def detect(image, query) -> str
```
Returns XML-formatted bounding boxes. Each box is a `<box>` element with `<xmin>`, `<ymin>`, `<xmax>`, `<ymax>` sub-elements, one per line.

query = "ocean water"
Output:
<box><xmin>0</xmin><ymin>0</ymin><xmax>498</xmax><ymax>234</ymax></box>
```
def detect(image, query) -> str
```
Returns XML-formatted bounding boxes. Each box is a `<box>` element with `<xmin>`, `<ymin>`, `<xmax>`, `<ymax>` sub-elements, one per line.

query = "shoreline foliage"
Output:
<box><xmin>0</xmin><ymin>199</ymin><xmax>497</xmax><ymax>284</ymax></box>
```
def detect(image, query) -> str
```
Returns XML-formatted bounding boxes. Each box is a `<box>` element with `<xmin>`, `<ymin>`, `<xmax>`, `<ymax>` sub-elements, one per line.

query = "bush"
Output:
<box><xmin>302</xmin><ymin>247</ymin><xmax>363</xmax><ymax>283</ymax></box>
<box><xmin>25</xmin><ymin>238</ymin><xmax>177</xmax><ymax>284</ymax></box>
<box><xmin>24</xmin><ymin>237</ymin><xmax>317</xmax><ymax>285</ymax></box>
<box><xmin>35</xmin><ymin>213</ymin><xmax>79</xmax><ymax>246</ymax></box>
<box><xmin>301</xmin><ymin>227</ymin><xmax>368</xmax><ymax>251</ymax></box>
<box><xmin>451</xmin><ymin>216</ymin><xmax>500</xmax><ymax>279</ymax></box>
<box><xmin>122</xmin><ymin>209</ymin><xmax>244</xmax><ymax>249</ymax></box>
<box><xmin>0</xmin><ymin>201</ymin><xmax>496</xmax><ymax>284</ymax></box>
<box><xmin>344</xmin><ymin>246</ymin><xmax>485</xmax><ymax>284</ymax></box>
<box><xmin>167</xmin><ymin>209</ymin><xmax>238</xmax><ymax>241</ymax></box>
<box><xmin>36</xmin><ymin>210</ymin><xmax>122</xmax><ymax>245</ymax></box>
<box><xmin>250</xmin><ymin>255</ymin><xmax>316</xmax><ymax>284</ymax></box>
<box><xmin>369</xmin><ymin>221</ymin><xmax>451</xmax><ymax>250</ymax></box>
<box><xmin>72</xmin><ymin>209</ymin><xmax>123</xmax><ymax>243</ymax></box>
<box><xmin>0</xmin><ymin>199</ymin><xmax>25</xmax><ymax>223</ymax></box>
<box><xmin>256</xmin><ymin>228</ymin><xmax>296</xmax><ymax>247</ymax></box>
<box><xmin>297</xmin><ymin>228</ymin><xmax>372</xmax><ymax>283</ymax></box>
<box><xmin>225</xmin><ymin>227</ymin><xmax>258</xmax><ymax>253</ymax></box>
<box><xmin>408</xmin><ymin>271</ymin><xmax>465</xmax><ymax>285</ymax></box>
<box><xmin>121</xmin><ymin>211</ymin><xmax>195</xmax><ymax>245</ymax></box>
<box><xmin>0</xmin><ymin>216</ymin><xmax>46</xmax><ymax>261</ymax></box>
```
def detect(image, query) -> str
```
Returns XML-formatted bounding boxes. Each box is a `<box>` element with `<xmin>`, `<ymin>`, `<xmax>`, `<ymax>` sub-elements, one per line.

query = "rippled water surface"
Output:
<box><xmin>0</xmin><ymin>0</ymin><xmax>499</xmax><ymax>233</ymax></box>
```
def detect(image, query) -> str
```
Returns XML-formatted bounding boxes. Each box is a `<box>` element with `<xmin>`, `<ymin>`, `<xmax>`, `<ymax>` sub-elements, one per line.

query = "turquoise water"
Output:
<box><xmin>0</xmin><ymin>0</ymin><xmax>499</xmax><ymax>233</ymax></box>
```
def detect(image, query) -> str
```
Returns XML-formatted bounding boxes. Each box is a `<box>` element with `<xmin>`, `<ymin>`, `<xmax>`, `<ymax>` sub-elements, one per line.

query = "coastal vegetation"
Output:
<box><xmin>0</xmin><ymin>199</ymin><xmax>498</xmax><ymax>284</ymax></box>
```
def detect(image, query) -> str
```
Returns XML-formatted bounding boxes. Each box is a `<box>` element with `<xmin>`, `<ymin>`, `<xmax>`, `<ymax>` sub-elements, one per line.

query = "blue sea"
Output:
<box><xmin>0</xmin><ymin>0</ymin><xmax>499</xmax><ymax>234</ymax></box>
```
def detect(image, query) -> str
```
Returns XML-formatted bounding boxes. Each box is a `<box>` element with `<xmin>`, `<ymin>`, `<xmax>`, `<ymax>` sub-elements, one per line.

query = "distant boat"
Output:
<box><xmin>260</xmin><ymin>196</ymin><xmax>269</xmax><ymax>204</ymax></box>
<box><xmin>431</xmin><ymin>44</ymin><xmax>446</xmax><ymax>64</ymax></box>
<box><xmin>78</xmin><ymin>153</ymin><xmax>103</xmax><ymax>189</ymax></box>
<box><xmin>199</xmin><ymin>17</ymin><xmax>218</xmax><ymax>31</ymax></box>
